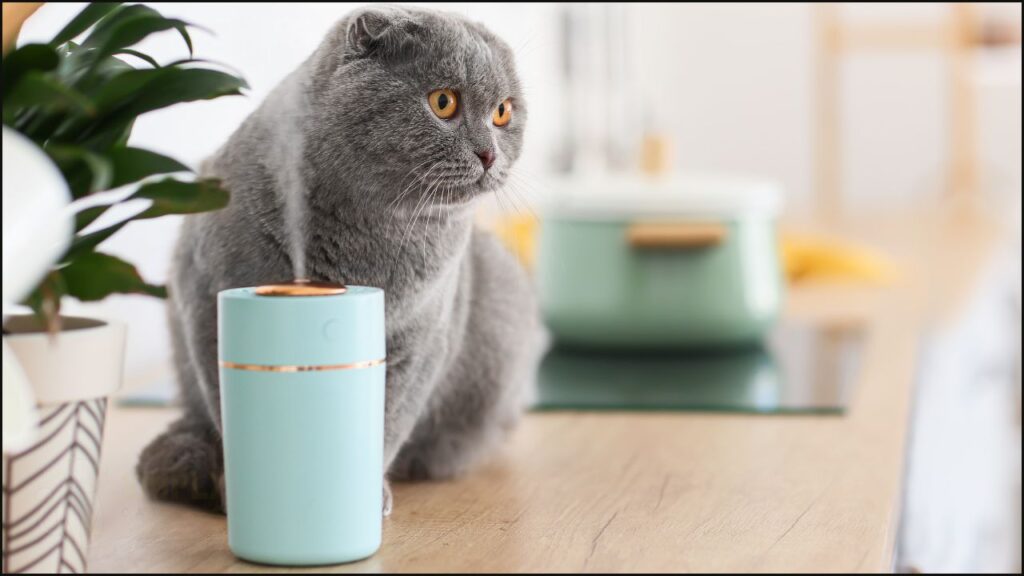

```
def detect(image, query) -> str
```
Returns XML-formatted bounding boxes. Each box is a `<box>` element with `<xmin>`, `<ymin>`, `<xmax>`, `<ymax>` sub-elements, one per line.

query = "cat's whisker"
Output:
<box><xmin>502</xmin><ymin>172</ymin><xmax>539</xmax><ymax>221</ymax></box>
<box><xmin>494</xmin><ymin>187</ymin><xmax>530</xmax><ymax>265</ymax></box>
<box><xmin>423</xmin><ymin>177</ymin><xmax>447</xmax><ymax>262</ymax></box>
<box><xmin>396</xmin><ymin>156</ymin><xmax>436</xmax><ymax>190</ymax></box>
<box><xmin>402</xmin><ymin>174</ymin><xmax>446</xmax><ymax>257</ymax></box>
<box><xmin>385</xmin><ymin>163</ymin><xmax>443</xmax><ymax>284</ymax></box>
<box><xmin>389</xmin><ymin>162</ymin><xmax>446</xmax><ymax>238</ymax></box>
<box><xmin>387</xmin><ymin>171</ymin><xmax>429</xmax><ymax>225</ymax></box>
<box><xmin>498</xmin><ymin>178</ymin><xmax>523</xmax><ymax>217</ymax></box>
<box><xmin>398</xmin><ymin>176</ymin><xmax>435</xmax><ymax>255</ymax></box>
<box><xmin>443</xmin><ymin>181</ymin><xmax>454</xmax><ymax>231</ymax></box>
<box><xmin>423</xmin><ymin>197</ymin><xmax>431</xmax><ymax>262</ymax></box>
<box><xmin>392</xmin><ymin>157</ymin><xmax>436</xmax><ymax>203</ymax></box>
<box><xmin>508</xmin><ymin>165</ymin><xmax>551</xmax><ymax>197</ymax></box>
<box><xmin>400</xmin><ymin>161</ymin><xmax>449</xmax><ymax>201</ymax></box>
<box><xmin>496</xmin><ymin>189</ymin><xmax>526</xmax><ymax>264</ymax></box>
<box><xmin>496</xmin><ymin>173</ymin><xmax>541</xmax><ymax>267</ymax></box>
<box><xmin>446</xmin><ymin>181</ymin><xmax>455</xmax><ymax>214</ymax></box>
<box><xmin>507</xmin><ymin>169</ymin><xmax>544</xmax><ymax>204</ymax></box>
<box><xmin>511</xmin><ymin>32</ymin><xmax>545</xmax><ymax>61</ymax></box>
<box><xmin>433</xmin><ymin>182</ymin><xmax>446</xmax><ymax>255</ymax></box>
<box><xmin>497</xmin><ymin>172</ymin><xmax>524</xmax><ymax>208</ymax></box>
<box><xmin>503</xmin><ymin>190</ymin><xmax>526</xmax><ymax>221</ymax></box>
<box><xmin>388</xmin><ymin>159</ymin><xmax>441</xmax><ymax>219</ymax></box>
<box><xmin>493</xmin><ymin>185</ymin><xmax>516</xmax><ymax>222</ymax></box>
<box><xmin>509</xmin><ymin>184</ymin><xmax>537</xmax><ymax>219</ymax></box>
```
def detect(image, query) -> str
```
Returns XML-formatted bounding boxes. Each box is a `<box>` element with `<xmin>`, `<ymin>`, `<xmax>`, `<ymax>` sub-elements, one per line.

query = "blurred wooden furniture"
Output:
<box><xmin>84</xmin><ymin>206</ymin><xmax>1004</xmax><ymax>573</ymax></box>
<box><xmin>813</xmin><ymin>3</ymin><xmax>1018</xmax><ymax>220</ymax></box>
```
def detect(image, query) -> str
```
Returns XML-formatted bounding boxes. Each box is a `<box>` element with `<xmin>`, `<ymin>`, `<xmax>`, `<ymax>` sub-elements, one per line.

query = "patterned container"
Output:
<box><xmin>218</xmin><ymin>282</ymin><xmax>386</xmax><ymax>566</ymax></box>
<box><xmin>2</xmin><ymin>316</ymin><xmax>125</xmax><ymax>574</ymax></box>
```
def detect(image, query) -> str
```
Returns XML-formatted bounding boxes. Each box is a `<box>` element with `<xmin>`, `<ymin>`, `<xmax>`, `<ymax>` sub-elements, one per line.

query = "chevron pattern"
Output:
<box><xmin>2</xmin><ymin>399</ymin><xmax>107</xmax><ymax>574</ymax></box>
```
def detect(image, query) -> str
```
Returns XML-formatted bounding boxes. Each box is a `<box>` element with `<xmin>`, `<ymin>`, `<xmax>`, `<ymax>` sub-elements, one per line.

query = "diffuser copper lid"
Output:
<box><xmin>254</xmin><ymin>279</ymin><xmax>347</xmax><ymax>297</ymax></box>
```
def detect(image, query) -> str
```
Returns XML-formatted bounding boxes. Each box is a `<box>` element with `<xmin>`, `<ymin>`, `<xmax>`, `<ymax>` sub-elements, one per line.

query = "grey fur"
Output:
<box><xmin>136</xmin><ymin>5</ymin><xmax>543</xmax><ymax>513</ymax></box>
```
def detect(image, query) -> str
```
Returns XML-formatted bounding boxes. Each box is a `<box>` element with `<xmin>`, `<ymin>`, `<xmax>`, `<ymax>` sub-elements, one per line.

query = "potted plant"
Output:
<box><xmin>1</xmin><ymin>3</ymin><xmax>245</xmax><ymax>573</ymax></box>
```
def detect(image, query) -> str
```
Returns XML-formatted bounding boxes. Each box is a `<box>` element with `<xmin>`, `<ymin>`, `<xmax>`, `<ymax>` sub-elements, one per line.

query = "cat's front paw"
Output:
<box><xmin>136</xmin><ymin>417</ymin><xmax>225</xmax><ymax>513</ymax></box>
<box><xmin>383</xmin><ymin>478</ymin><xmax>393</xmax><ymax>517</ymax></box>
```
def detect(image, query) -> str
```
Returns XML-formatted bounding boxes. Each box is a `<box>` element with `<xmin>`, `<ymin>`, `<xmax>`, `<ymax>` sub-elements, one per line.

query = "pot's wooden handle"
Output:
<box><xmin>626</xmin><ymin>222</ymin><xmax>728</xmax><ymax>249</ymax></box>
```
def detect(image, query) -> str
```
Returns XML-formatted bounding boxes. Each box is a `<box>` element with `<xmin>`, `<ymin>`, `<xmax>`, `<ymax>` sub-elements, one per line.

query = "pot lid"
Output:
<box><xmin>540</xmin><ymin>173</ymin><xmax>783</xmax><ymax>220</ymax></box>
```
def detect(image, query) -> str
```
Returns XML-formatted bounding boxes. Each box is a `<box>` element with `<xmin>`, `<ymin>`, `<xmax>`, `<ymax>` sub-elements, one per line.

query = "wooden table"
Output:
<box><xmin>85</xmin><ymin>208</ymin><xmax>1003</xmax><ymax>573</ymax></box>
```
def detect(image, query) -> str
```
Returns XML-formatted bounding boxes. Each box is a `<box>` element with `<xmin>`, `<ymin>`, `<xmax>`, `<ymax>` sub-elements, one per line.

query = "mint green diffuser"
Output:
<box><xmin>218</xmin><ymin>280</ymin><xmax>385</xmax><ymax>565</ymax></box>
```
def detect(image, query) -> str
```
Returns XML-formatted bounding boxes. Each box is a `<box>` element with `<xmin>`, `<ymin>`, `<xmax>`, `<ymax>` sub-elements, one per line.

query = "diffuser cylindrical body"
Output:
<box><xmin>218</xmin><ymin>285</ymin><xmax>385</xmax><ymax>566</ymax></box>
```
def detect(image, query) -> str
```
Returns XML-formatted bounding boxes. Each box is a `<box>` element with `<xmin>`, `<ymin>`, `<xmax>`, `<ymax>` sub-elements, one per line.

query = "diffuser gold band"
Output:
<box><xmin>220</xmin><ymin>358</ymin><xmax>386</xmax><ymax>373</ymax></box>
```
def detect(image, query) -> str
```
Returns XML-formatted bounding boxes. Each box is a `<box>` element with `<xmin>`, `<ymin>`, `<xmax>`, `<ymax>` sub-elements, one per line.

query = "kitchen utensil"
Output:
<box><xmin>538</xmin><ymin>174</ymin><xmax>783</xmax><ymax>349</ymax></box>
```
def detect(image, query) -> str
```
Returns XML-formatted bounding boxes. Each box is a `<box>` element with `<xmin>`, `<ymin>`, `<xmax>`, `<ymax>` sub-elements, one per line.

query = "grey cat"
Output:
<box><xmin>136</xmin><ymin>5</ymin><xmax>543</xmax><ymax>514</ymax></box>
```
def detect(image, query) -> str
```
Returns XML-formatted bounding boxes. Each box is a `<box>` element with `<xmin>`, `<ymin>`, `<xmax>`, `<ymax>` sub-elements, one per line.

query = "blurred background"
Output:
<box><xmin>19</xmin><ymin>3</ymin><xmax>1021</xmax><ymax>572</ymax></box>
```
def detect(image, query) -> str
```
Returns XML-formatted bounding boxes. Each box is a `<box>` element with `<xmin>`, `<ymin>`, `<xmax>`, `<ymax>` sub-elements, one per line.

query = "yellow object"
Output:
<box><xmin>779</xmin><ymin>232</ymin><xmax>898</xmax><ymax>285</ymax></box>
<box><xmin>492</xmin><ymin>214</ymin><xmax>538</xmax><ymax>271</ymax></box>
<box><xmin>639</xmin><ymin>133</ymin><xmax>672</xmax><ymax>176</ymax></box>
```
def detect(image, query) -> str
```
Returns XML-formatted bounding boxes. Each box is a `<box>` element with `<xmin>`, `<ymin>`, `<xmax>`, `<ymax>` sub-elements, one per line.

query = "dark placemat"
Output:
<box><xmin>533</xmin><ymin>323</ymin><xmax>863</xmax><ymax>414</ymax></box>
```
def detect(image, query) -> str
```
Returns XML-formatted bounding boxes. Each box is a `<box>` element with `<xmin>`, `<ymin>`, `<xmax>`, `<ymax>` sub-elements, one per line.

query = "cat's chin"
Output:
<box><xmin>475</xmin><ymin>171</ymin><xmax>508</xmax><ymax>194</ymax></box>
<box><xmin>442</xmin><ymin>174</ymin><xmax>506</xmax><ymax>202</ymax></box>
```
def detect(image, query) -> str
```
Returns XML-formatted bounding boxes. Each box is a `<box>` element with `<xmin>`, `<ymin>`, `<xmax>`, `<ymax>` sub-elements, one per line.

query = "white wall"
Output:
<box><xmin>17</xmin><ymin>3</ymin><xmax>1021</xmax><ymax>387</ymax></box>
<box><xmin>627</xmin><ymin>3</ymin><xmax>816</xmax><ymax>208</ymax></box>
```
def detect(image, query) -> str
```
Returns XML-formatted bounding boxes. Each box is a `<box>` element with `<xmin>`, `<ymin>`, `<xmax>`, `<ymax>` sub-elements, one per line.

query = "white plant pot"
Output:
<box><xmin>2</xmin><ymin>316</ymin><xmax>125</xmax><ymax>574</ymax></box>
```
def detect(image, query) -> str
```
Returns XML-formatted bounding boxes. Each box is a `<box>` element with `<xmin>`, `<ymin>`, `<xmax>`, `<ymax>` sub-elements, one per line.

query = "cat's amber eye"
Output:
<box><xmin>428</xmin><ymin>89</ymin><xmax>458</xmax><ymax>119</ymax></box>
<box><xmin>492</xmin><ymin>98</ymin><xmax>512</xmax><ymax>127</ymax></box>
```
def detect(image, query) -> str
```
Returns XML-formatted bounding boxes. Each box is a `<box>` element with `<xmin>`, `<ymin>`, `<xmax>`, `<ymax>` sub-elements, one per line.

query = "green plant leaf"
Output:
<box><xmin>163</xmin><ymin>57</ymin><xmax>244</xmax><ymax>78</ymax></box>
<box><xmin>68</xmin><ymin>67</ymin><xmax>244</xmax><ymax>145</ymax></box>
<box><xmin>61</xmin><ymin>251</ymin><xmax>166</xmax><ymax>301</ymax></box>
<box><xmin>81</xmin><ymin>5</ymin><xmax>164</xmax><ymax>48</ymax></box>
<box><xmin>81</xmin><ymin>5</ymin><xmax>191</xmax><ymax>71</ymax></box>
<box><xmin>65</xmin><ymin>176</ymin><xmax>228</xmax><ymax>259</ymax></box>
<box><xmin>174</xmin><ymin>22</ymin><xmax>194</xmax><ymax>58</ymax></box>
<box><xmin>94</xmin><ymin>67</ymin><xmax>246</xmax><ymax>121</ymax></box>
<box><xmin>58</xmin><ymin>40</ymin><xmax>133</xmax><ymax>94</ymax></box>
<box><xmin>22</xmin><ymin>270</ymin><xmax>68</xmax><ymax>334</ymax></box>
<box><xmin>73</xmin><ymin>204</ymin><xmax>111</xmax><ymax>232</ymax></box>
<box><xmin>50</xmin><ymin>2</ymin><xmax>124</xmax><ymax>46</ymax></box>
<box><xmin>46</xmin><ymin>145</ymin><xmax>113</xmax><ymax>198</ymax></box>
<box><xmin>65</xmin><ymin>218</ymin><xmax>130</xmax><ymax>260</ymax></box>
<box><xmin>79</xmin><ymin>66</ymin><xmax>161</xmax><ymax>109</ymax></box>
<box><xmin>3</xmin><ymin>2</ymin><xmax>241</xmax><ymax>315</ymax></box>
<box><xmin>133</xmin><ymin>178</ymin><xmax>230</xmax><ymax>219</ymax></box>
<box><xmin>92</xmin><ymin>15</ymin><xmax>189</xmax><ymax>66</ymax></box>
<box><xmin>2</xmin><ymin>44</ymin><xmax>60</xmax><ymax>101</ymax></box>
<box><xmin>75</xmin><ymin>118</ymin><xmax>135</xmax><ymax>150</ymax></box>
<box><xmin>16</xmin><ymin>112</ymin><xmax>66</xmax><ymax>143</ymax></box>
<box><xmin>4</xmin><ymin>72</ymin><xmax>95</xmax><ymax>126</ymax></box>
<box><xmin>113</xmin><ymin>48</ymin><xmax>160</xmax><ymax>68</ymax></box>
<box><xmin>108</xmin><ymin>146</ymin><xmax>191</xmax><ymax>188</ymax></box>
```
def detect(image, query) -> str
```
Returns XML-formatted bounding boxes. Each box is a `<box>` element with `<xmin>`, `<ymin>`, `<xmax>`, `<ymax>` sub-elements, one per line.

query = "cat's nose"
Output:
<box><xmin>476</xmin><ymin>149</ymin><xmax>496</xmax><ymax>170</ymax></box>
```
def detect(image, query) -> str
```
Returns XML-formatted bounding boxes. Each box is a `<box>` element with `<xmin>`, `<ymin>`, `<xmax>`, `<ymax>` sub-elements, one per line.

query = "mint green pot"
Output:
<box><xmin>219</xmin><ymin>285</ymin><xmax>385</xmax><ymax>566</ymax></box>
<box><xmin>538</xmin><ymin>176</ymin><xmax>784</xmax><ymax>350</ymax></box>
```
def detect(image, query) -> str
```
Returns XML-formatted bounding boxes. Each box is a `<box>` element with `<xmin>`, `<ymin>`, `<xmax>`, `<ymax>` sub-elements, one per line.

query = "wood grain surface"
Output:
<box><xmin>85</xmin><ymin>208</ymin><xmax>1002</xmax><ymax>572</ymax></box>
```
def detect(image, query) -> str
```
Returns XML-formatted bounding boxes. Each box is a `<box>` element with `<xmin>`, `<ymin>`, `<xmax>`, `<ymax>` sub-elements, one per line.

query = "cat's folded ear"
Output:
<box><xmin>344</xmin><ymin>6</ymin><xmax>421</xmax><ymax>62</ymax></box>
